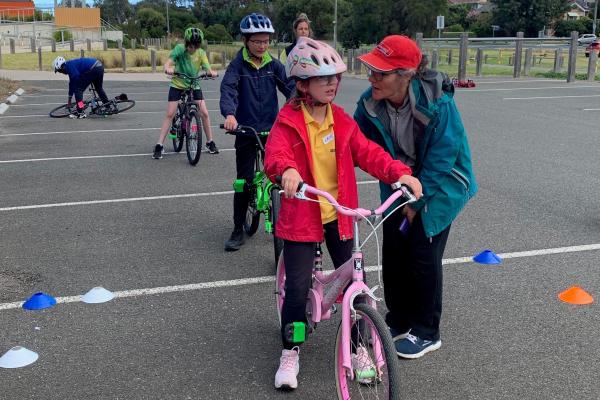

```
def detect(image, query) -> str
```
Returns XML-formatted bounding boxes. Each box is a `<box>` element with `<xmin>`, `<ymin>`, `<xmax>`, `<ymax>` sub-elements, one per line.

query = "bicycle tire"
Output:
<box><xmin>275</xmin><ymin>254</ymin><xmax>286</xmax><ymax>328</ymax></box>
<box><xmin>244</xmin><ymin>185</ymin><xmax>260</xmax><ymax>235</ymax></box>
<box><xmin>335</xmin><ymin>303</ymin><xmax>402</xmax><ymax>400</ymax></box>
<box><xmin>113</xmin><ymin>99</ymin><xmax>136</xmax><ymax>114</ymax></box>
<box><xmin>171</xmin><ymin>108</ymin><xmax>184</xmax><ymax>153</ymax></box>
<box><xmin>185</xmin><ymin>110</ymin><xmax>202</xmax><ymax>165</ymax></box>
<box><xmin>270</xmin><ymin>186</ymin><xmax>284</xmax><ymax>268</ymax></box>
<box><xmin>48</xmin><ymin>103</ymin><xmax>75</xmax><ymax>118</ymax></box>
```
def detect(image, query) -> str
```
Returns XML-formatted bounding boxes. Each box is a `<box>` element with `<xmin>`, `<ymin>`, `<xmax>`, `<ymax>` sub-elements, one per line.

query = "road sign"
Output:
<box><xmin>437</xmin><ymin>15</ymin><xmax>445</xmax><ymax>30</ymax></box>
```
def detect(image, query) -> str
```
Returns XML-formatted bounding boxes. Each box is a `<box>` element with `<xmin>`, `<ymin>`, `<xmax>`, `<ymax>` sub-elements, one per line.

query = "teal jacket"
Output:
<box><xmin>354</xmin><ymin>70</ymin><xmax>477</xmax><ymax>237</ymax></box>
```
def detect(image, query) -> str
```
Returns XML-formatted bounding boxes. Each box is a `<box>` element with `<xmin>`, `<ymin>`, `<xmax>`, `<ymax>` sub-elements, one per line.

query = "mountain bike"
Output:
<box><xmin>275</xmin><ymin>180</ymin><xmax>416</xmax><ymax>399</ymax></box>
<box><xmin>221</xmin><ymin>124</ymin><xmax>284</xmax><ymax>267</ymax></box>
<box><xmin>48</xmin><ymin>86</ymin><xmax>135</xmax><ymax>118</ymax></box>
<box><xmin>169</xmin><ymin>72</ymin><xmax>216</xmax><ymax>166</ymax></box>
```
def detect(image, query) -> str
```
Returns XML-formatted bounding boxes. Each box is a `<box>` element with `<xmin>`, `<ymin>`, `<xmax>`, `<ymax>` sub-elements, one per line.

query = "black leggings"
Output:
<box><xmin>74</xmin><ymin>64</ymin><xmax>109</xmax><ymax>106</ymax></box>
<box><xmin>280</xmin><ymin>220</ymin><xmax>353</xmax><ymax>349</ymax></box>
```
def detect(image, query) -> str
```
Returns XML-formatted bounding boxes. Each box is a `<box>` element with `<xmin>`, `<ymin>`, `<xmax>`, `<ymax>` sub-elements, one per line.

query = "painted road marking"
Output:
<box><xmin>1</xmin><ymin>243</ymin><xmax>599</xmax><ymax>311</ymax></box>
<box><xmin>10</xmin><ymin>99</ymin><xmax>219</xmax><ymax>107</ymax></box>
<box><xmin>503</xmin><ymin>94</ymin><xmax>600</xmax><ymax>100</ymax></box>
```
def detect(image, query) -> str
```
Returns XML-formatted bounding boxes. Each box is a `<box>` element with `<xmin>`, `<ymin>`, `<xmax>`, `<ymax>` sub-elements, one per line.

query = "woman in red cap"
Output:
<box><xmin>354</xmin><ymin>35</ymin><xmax>477</xmax><ymax>359</ymax></box>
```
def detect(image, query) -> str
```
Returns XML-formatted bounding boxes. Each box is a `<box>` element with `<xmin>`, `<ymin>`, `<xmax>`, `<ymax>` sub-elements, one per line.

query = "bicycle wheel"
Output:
<box><xmin>185</xmin><ymin>110</ymin><xmax>202</xmax><ymax>165</ymax></box>
<box><xmin>335</xmin><ymin>303</ymin><xmax>401</xmax><ymax>400</ymax></box>
<box><xmin>48</xmin><ymin>103</ymin><xmax>74</xmax><ymax>118</ymax></box>
<box><xmin>113</xmin><ymin>99</ymin><xmax>136</xmax><ymax>114</ymax></box>
<box><xmin>171</xmin><ymin>110</ymin><xmax>184</xmax><ymax>153</ymax></box>
<box><xmin>270</xmin><ymin>186</ymin><xmax>284</xmax><ymax>267</ymax></box>
<box><xmin>275</xmin><ymin>253</ymin><xmax>286</xmax><ymax>327</ymax></box>
<box><xmin>244</xmin><ymin>185</ymin><xmax>260</xmax><ymax>236</ymax></box>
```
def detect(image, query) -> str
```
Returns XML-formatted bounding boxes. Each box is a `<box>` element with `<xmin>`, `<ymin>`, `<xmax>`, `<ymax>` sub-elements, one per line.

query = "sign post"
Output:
<box><xmin>436</xmin><ymin>15</ymin><xmax>445</xmax><ymax>39</ymax></box>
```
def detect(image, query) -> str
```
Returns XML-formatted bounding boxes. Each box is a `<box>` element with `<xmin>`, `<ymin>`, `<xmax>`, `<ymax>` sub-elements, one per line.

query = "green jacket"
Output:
<box><xmin>354</xmin><ymin>70</ymin><xmax>477</xmax><ymax>237</ymax></box>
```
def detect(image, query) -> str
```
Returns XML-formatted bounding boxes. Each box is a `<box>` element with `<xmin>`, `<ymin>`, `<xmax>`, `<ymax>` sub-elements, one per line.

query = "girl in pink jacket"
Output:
<box><xmin>264</xmin><ymin>37</ymin><xmax>422</xmax><ymax>390</ymax></box>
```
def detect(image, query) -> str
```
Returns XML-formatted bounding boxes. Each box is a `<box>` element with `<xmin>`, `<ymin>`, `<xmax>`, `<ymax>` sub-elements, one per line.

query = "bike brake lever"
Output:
<box><xmin>294</xmin><ymin>185</ymin><xmax>308</xmax><ymax>200</ymax></box>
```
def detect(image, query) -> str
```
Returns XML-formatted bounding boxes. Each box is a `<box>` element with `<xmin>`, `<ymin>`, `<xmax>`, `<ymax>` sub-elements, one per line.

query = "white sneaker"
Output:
<box><xmin>274</xmin><ymin>347</ymin><xmax>300</xmax><ymax>389</ymax></box>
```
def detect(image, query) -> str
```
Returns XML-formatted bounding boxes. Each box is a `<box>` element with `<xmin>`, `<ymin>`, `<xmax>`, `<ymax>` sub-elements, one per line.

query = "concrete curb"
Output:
<box><xmin>0</xmin><ymin>86</ymin><xmax>24</xmax><ymax>114</ymax></box>
<box><xmin>0</xmin><ymin>103</ymin><xmax>8</xmax><ymax>114</ymax></box>
<box><xmin>6</xmin><ymin>94</ymin><xmax>18</xmax><ymax>104</ymax></box>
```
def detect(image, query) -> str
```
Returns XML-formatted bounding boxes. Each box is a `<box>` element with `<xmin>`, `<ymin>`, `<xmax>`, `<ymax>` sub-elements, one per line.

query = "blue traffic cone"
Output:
<box><xmin>473</xmin><ymin>249</ymin><xmax>502</xmax><ymax>264</ymax></box>
<box><xmin>23</xmin><ymin>292</ymin><xmax>57</xmax><ymax>310</ymax></box>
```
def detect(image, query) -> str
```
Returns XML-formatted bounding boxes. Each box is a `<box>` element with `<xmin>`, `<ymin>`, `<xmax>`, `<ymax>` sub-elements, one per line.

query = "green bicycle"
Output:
<box><xmin>221</xmin><ymin>124</ymin><xmax>283</xmax><ymax>267</ymax></box>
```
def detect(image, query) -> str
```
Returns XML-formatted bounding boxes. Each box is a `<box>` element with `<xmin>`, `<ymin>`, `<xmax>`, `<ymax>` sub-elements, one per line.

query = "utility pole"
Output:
<box><xmin>166</xmin><ymin>0</ymin><xmax>170</xmax><ymax>36</ymax></box>
<box><xmin>333</xmin><ymin>0</ymin><xmax>338</xmax><ymax>50</ymax></box>
<box><xmin>593</xmin><ymin>0</ymin><xmax>598</xmax><ymax>35</ymax></box>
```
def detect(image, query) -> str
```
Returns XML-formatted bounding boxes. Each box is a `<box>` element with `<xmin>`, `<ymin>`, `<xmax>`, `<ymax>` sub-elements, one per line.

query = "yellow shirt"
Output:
<box><xmin>301</xmin><ymin>103</ymin><xmax>338</xmax><ymax>224</ymax></box>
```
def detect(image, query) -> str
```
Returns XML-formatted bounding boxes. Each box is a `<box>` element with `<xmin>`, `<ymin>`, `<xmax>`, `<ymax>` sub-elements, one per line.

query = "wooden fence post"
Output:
<box><xmin>553</xmin><ymin>49</ymin><xmax>562</xmax><ymax>73</ymax></box>
<box><xmin>587</xmin><ymin>50</ymin><xmax>598</xmax><ymax>81</ymax></box>
<box><xmin>458</xmin><ymin>32</ymin><xmax>468</xmax><ymax>81</ymax></box>
<box><xmin>513</xmin><ymin>32</ymin><xmax>523</xmax><ymax>78</ymax></box>
<box><xmin>10</xmin><ymin>38</ymin><xmax>15</xmax><ymax>54</ymax></box>
<box><xmin>151</xmin><ymin>49</ymin><xmax>156</xmax><ymax>73</ymax></box>
<box><xmin>567</xmin><ymin>31</ymin><xmax>578</xmax><ymax>82</ymax></box>
<box><xmin>121</xmin><ymin>48</ymin><xmax>126</xmax><ymax>72</ymax></box>
<box><xmin>476</xmin><ymin>48</ymin><xmax>483</xmax><ymax>77</ymax></box>
<box><xmin>431</xmin><ymin>50</ymin><xmax>439</xmax><ymax>70</ymax></box>
<box><xmin>523</xmin><ymin>48</ymin><xmax>533</xmax><ymax>76</ymax></box>
<box><xmin>86</xmin><ymin>38</ymin><xmax>91</xmax><ymax>51</ymax></box>
<box><xmin>38</xmin><ymin>46</ymin><xmax>42</xmax><ymax>70</ymax></box>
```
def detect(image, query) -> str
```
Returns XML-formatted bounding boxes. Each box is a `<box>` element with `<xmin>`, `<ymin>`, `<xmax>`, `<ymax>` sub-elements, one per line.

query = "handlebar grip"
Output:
<box><xmin>219</xmin><ymin>124</ymin><xmax>225</xmax><ymax>129</ymax></box>
<box><xmin>275</xmin><ymin>175</ymin><xmax>304</xmax><ymax>191</ymax></box>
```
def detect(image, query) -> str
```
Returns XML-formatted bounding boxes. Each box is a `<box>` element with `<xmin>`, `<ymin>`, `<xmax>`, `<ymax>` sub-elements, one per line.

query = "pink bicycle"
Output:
<box><xmin>275</xmin><ymin>180</ymin><xmax>416</xmax><ymax>399</ymax></box>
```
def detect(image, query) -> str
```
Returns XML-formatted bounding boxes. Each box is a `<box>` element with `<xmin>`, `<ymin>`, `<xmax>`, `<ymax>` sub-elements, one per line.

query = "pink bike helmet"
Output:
<box><xmin>286</xmin><ymin>37</ymin><xmax>347</xmax><ymax>80</ymax></box>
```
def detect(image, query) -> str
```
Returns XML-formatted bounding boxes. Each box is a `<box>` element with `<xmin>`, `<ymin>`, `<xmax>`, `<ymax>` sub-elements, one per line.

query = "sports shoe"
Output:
<box><xmin>206</xmin><ymin>141</ymin><xmax>219</xmax><ymax>154</ymax></box>
<box><xmin>274</xmin><ymin>347</ymin><xmax>299</xmax><ymax>390</ymax></box>
<box><xmin>351</xmin><ymin>345</ymin><xmax>376</xmax><ymax>384</ymax></box>
<box><xmin>389</xmin><ymin>327</ymin><xmax>410</xmax><ymax>342</ymax></box>
<box><xmin>69</xmin><ymin>110</ymin><xmax>87</xmax><ymax>119</ymax></box>
<box><xmin>395</xmin><ymin>333</ymin><xmax>441</xmax><ymax>359</ymax></box>
<box><xmin>152</xmin><ymin>144</ymin><xmax>163</xmax><ymax>159</ymax></box>
<box><xmin>224</xmin><ymin>227</ymin><xmax>245</xmax><ymax>251</ymax></box>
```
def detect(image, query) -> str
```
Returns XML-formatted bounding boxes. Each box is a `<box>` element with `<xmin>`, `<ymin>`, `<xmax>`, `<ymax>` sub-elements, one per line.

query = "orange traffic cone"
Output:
<box><xmin>558</xmin><ymin>286</ymin><xmax>594</xmax><ymax>305</ymax></box>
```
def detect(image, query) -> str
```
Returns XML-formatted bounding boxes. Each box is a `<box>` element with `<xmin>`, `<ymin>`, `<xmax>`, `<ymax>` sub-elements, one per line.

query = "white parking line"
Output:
<box><xmin>459</xmin><ymin>85</ymin><xmax>600</xmax><ymax>93</ymax></box>
<box><xmin>0</xmin><ymin>127</ymin><xmax>159</xmax><ymax>137</ymax></box>
<box><xmin>0</xmin><ymin>149</ymin><xmax>235</xmax><ymax>163</ymax></box>
<box><xmin>583</xmin><ymin>108</ymin><xmax>600</xmax><ymax>111</ymax></box>
<box><xmin>1</xmin><ymin>242</ymin><xmax>599</xmax><ymax>311</ymax></box>
<box><xmin>0</xmin><ymin>110</ymin><xmax>219</xmax><ymax>118</ymax></box>
<box><xmin>472</xmin><ymin>79</ymin><xmax>564</xmax><ymax>84</ymax></box>
<box><xmin>23</xmin><ymin>91</ymin><xmax>217</xmax><ymax>97</ymax></box>
<box><xmin>10</xmin><ymin>99</ymin><xmax>219</xmax><ymax>107</ymax></box>
<box><xmin>504</xmin><ymin>94</ymin><xmax>600</xmax><ymax>100</ymax></box>
<box><xmin>0</xmin><ymin>180</ymin><xmax>377</xmax><ymax>211</ymax></box>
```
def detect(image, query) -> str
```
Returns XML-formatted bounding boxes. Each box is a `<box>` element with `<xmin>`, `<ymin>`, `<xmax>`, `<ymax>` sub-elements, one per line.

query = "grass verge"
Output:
<box><xmin>0</xmin><ymin>77</ymin><xmax>20</xmax><ymax>99</ymax></box>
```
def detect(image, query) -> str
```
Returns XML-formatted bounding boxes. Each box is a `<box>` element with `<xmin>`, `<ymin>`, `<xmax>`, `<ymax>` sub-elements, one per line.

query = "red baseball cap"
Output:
<box><xmin>358</xmin><ymin>35</ymin><xmax>422</xmax><ymax>72</ymax></box>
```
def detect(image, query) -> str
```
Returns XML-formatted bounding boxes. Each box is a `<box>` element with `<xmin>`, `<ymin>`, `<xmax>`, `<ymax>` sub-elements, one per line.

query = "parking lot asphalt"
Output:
<box><xmin>1</xmin><ymin>75</ymin><xmax>600</xmax><ymax>399</ymax></box>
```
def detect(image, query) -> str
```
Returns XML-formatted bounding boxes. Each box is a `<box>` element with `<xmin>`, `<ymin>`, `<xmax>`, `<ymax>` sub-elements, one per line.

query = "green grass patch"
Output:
<box><xmin>0</xmin><ymin>77</ymin><xmax>20</xmax><ymax>99</ymax></box>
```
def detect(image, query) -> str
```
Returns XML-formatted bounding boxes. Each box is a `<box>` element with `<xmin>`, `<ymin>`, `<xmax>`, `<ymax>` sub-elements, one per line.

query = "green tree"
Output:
<box><xmin>274</xmin><ymin>0</ymin><xmax>341</xmax><ymax>41</ymax></box>
<box><xmin>553</xmin><ymin>17</ymin><xmax>593</xmax><ymax>37</ymax></box>
<box><xmin>136</xmin><ymin>7</ymin><xmax>167</xmax><ymax>37</ymax></box>
<box><xmin>447</xmin><ymin>4</ymin><xmax>470</xmax><ymax>29</ymax></box>
<box><xmin>469</xmin><ymin>12</ymin><xmax>493</xmax><ymax>37</ymax></box>
<box><xmin>491</xmin><ymin>0</ymin><xmax>569</xmax><ymax>36</ymax></box>
<box><xmin>204</xmin><ymin>24</ymin><xmax>234</xmax><ymax>42</ymax></box>
<box><xmin>401</xmin><ymin>0</ymin><xmax>448</xmax><ymax>36</ymax></box>
<box><xmin>93</xmin><ymin>0</ymin><xmax>132</xmax><ymax>25</ymax></box>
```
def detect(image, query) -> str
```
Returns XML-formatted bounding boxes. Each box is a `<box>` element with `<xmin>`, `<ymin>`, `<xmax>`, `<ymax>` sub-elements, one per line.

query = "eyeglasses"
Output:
<box><xmin>366</xmin><ymin>69</ymin><xmax>408</xmax><ymax>82</ymax></box>
<box><xmin>248</xmin><ymin>39</ymin><xmax>270</xmax><ymax>46</ymax></box>
<box><xmin>314</xmin><ymin>74</ymin><xmax>340</xmax><ymax>85</ymax></box>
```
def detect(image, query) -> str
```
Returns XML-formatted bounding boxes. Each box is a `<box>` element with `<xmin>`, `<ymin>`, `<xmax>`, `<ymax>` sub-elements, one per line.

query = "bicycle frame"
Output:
<box><xmin>295</xmin><ymin>183</ymin><xmax>415</xmax><ymax>381</ymax></box>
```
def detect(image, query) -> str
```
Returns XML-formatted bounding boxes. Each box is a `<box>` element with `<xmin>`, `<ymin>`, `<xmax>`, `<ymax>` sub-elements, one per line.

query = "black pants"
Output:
<box><xmin>382</xmin><ymin>210</ymin><xmax>451</xmax><ymax>342</ymax></box>
<box><xmin>74</xmin><ymin>64</ymin><xmax>109</xmax><ymax>105</ymax></box>
<box><xmin>280</xmin><ymin>220</ymin><xmax>353</xmax><ymax>349</ymax></box>
<box><xmin>232</xmin><ymin>135</ymin><xmax>266</xmax><ymax>228</ymax></box>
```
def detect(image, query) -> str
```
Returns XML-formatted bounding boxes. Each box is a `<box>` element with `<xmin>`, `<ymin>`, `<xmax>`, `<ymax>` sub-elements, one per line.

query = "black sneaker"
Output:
<box><xmin>206</xmin><ymin>141</ymin><xmax>219</xmax><ymax>154</ymax></box>
<box><xmin>224</xmin><ymin>227</ymin><xmax>245</xmax><ymax>251</ymax></box>
<box><xmin>152</xmin><ymin>144</ymin><xmax>163</xmax><ymax>159</ymax></box>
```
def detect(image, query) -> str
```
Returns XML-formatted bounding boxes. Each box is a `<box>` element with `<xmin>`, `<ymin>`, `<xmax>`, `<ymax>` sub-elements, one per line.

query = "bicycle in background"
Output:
<box><xmin>275</xmin><ymin>179</ymin><xmax>416</xmax><ymax>399</ymax></box>
<box><xmin>170</xmin><ymin>72</ymin><xmax>216</xmax><ymax>166</ymax></box>
<box><xmin>48</xmin><ymin>86</ymin><xmax>135</xmax><ymax>118</ymax></box>
<box><xmin>221</xmin><ymin>124</ymin><xmax>283</xmax><ymax>267</ymax></box>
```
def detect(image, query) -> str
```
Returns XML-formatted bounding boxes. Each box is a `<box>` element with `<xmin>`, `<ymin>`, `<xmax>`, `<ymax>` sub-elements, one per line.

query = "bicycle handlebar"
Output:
<box><xmin>172</xmin><ymin>72</ymin><xmax>218</xmax><ymax>80</ymax></box>
<box><xmin>219</xmin><ymin>124</ymin><xmax>270</xmax><ymax>137</ymax></box>
<box><xmin>275</xmin><ymin>176</ymin><xmax>417</xmax><ymax>219</ymax></box>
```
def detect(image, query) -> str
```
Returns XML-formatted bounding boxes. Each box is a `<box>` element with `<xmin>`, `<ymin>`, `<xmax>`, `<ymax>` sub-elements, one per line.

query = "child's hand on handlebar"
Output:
<box><xmin>281</xmin><ymin>168</ymin><xmax>303</xmax><ymax>199</ymax></box>
<box><xmin>223</xmin><ymin>115</ymin><xmax>238</xmax><ymax>131</ymax></box>
<box><xmin>398</xmin><ymin>175</ymin><xmax>423</xmax><ymax>199</ymax></box>
<box><xmin>208</xmin><ymin>70</ymin><xmax>218</xmax><ymax>78</ymax></box>
<box><xmin>165</xmin><ymin>66</ymin><xmax>175</xmax><ymax>75</ymax></box>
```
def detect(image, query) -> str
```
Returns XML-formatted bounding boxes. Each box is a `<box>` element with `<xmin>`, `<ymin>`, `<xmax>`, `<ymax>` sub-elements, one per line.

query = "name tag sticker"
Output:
<box><xmin>323</xmin><ymin>133</ymin><xmax>334</xmax><ymax>145</ymax></box>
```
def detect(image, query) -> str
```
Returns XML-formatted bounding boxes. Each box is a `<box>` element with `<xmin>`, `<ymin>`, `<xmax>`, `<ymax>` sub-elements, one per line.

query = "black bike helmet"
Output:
<box><xmin>184</xmin><ymin>27</ymin><xmax>204</xmax><ymax>45</ymax></box>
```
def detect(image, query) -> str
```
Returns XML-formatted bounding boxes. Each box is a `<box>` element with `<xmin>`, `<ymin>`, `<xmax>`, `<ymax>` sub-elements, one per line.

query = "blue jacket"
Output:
<box><xmin>354</xmin><ymin>70</ymin><xmax>477</xmax><ymax>237</ymax></box>
<box><xmin>64</xmin><ymin>58</ymin><xmax>99</xmax><ymax>97</ymax></box>
<box><xmin>220</xmin><ymin>48</ymin><xmax>294</xmax><ymax>132</ymax></box>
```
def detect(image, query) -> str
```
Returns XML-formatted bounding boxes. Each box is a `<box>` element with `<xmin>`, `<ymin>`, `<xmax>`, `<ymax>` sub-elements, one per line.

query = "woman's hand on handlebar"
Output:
<box><xmin>397</xmin><ymin>175</ymin><xmax>423</xmax><ymax>199</ymax></box>
<box><xmin>281</xmin><ymin>168</ymin><xmax>303</xmax><ymax>199</ymax></box>
<box><xmin>223</xmin><ymin>115</ymin><xmax>238</xmax><ymax>131</ymax></box>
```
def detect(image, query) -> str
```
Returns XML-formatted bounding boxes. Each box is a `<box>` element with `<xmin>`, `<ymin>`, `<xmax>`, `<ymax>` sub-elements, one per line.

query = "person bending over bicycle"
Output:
<box><xmin>53</xmin><ymin>56</ymin><xmax>112</xmax><ymax>119</ymax></box>
<box><xmin>264</xmin><ymin>37</ymin><xmax>422</xmax><ymax>390</ymax></box>
<box><xmin>153</xmin><ymin>27</ymin><xmax>219</xmax><ymax>159</ymax></box>
<box><xmin>220</xmin><ymin>13</ymin><xmax>294</xmax><ymax>251</ymax></box>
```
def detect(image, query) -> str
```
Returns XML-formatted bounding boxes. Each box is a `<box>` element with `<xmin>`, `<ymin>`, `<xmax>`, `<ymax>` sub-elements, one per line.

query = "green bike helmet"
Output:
<box><xmin>184</xmin><ymin>27</ymin><xmax>204</xmax><ymax>45</ymax></box>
